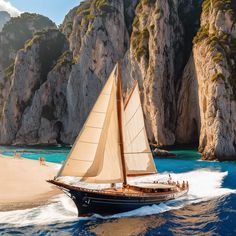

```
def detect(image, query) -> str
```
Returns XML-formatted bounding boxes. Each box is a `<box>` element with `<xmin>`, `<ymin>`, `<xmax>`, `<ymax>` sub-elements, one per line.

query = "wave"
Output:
<box><xmin>0</xmin><ymin>169</ymin><xmax>234</xmax><ymax>227</ymax></box>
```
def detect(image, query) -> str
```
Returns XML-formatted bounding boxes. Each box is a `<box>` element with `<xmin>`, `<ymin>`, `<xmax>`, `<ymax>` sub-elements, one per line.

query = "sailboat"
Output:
<box><xmin>48</xmin><ymin>63</ymin><xmax>188</xmax><ymax>216</ymax></box>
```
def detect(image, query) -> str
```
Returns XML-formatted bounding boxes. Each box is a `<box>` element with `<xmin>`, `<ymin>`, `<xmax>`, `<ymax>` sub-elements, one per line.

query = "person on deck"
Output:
<box><xmin>168</xmin><ymin>174</ymin><xmax>172</xmax><ymax>184</ymax></box>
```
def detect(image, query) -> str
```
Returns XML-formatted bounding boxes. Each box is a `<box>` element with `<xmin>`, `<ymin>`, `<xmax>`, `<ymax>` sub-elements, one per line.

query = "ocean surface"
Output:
<box><xmin>0</xmin><ymin>146</ymin><xmax>236</xmax><ymax>235</ymax></box>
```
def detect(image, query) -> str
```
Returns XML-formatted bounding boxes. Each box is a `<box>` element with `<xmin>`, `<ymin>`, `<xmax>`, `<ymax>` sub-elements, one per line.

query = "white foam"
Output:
<box><xmin>0</xmin><ymin>195</ymin><xmax>78</xmax><ymax>227</ymax></box>
<box><xmin>0</xmin><ymin>169</ymin><xmax>234</xmax><ymax>226</ymax></box>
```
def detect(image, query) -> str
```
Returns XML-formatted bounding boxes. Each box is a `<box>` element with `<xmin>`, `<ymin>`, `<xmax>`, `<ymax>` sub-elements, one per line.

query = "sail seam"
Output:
<box><xmin>125</xmin><ymin>105</ymin><xmax>141</xmax><ymax>127</ymax></box>
<box><xmin>126</xmin><ymin>126</ymin><xmax>145</xmax><ymax>146</ymax></box>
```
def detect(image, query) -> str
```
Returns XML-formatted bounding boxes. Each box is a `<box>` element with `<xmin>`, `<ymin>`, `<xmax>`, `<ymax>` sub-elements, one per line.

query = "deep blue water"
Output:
<box><xmin>0</xmin><ymin>147</ymin><xmax>236</xmax><ymax>235</ymax></box>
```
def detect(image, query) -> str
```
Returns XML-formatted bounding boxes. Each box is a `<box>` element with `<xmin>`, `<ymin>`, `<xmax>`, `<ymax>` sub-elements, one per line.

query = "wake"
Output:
<box><xmin>0</xmin><ymin>169</ymin><xmax>234</xmax><ymax>227</ymax></box>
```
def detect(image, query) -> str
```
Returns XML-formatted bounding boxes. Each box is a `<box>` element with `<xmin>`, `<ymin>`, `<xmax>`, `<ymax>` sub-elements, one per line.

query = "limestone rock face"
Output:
<box><xmin>122</xmin><ymin>0</ymin><xmax>201</xmax><ymax>146</ymax></box>
<box><xmin>14</xmin><ymin>51</ymin><xmax>72</xmax><ymax>145</ymax></box>
<box><xmin>0</xmin><ymin>11</ymin><xmax>10</xmax><ymax>32</ymax></box>
<box><xmin>193</xmin><ymin>1</ymin><xmax>236</xmax><ymax>160</ymax></box>
<box><xmin>60</xmin><ymin>6</ymin><xmax>79</xmax><ymax>39</ymax></box>
<box><xmin>176</xmin><ymin>55</ymin><xmax>200</xmax><ymax>145</ymax></box>
<box><xmin>63</xmin><ymin>0</ymin><xmax>128</xmax><ymax>142</ymax></box>
<box><xmin>0</xmin><ymin>13</ymin><xmax>56</xmax><ymax>70</ymax></box>
<box><xmin>0</xmin><ymin>30</ymin><xmax>68</xmax><ymax>144</ymax></box>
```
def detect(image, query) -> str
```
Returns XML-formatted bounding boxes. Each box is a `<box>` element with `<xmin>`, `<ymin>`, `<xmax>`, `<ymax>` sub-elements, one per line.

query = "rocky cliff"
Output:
<box><xmin>121</xmin><ymin>0</ymin><xmax>202</xmax><ymax>146</ymax></box>
<box><xmin>0</xmin><ymin>0</ymin><xmax>235</xmax><ymax>161</ymax></box>
<box><xmin>0</xmin><ymin>0</ymin><xmax>128</xmax><ymax>145</ymax></box>
<box><xmin>0</xmin><ymin>13</ymin><xmax>57</xmax><ymax>135</ymax></box>
<box><xmin>0</xmin><ymin>29</ymin><xmax>68</xmax><ymax>144</ymax></box>
<box><xmin>63</xmin><ymin>0</ymin><xmax>128</xmax><ymax>143</ymax></box>
<box><xmin>0</xmin><ymin>11</ymin><xmax>10</xmax><ymax>32</ymax></box>
<box><xmin>0</xmin><ymin>13</ymin><xmax>56</xmax><ymax>70</ymax></box>
<box><xmin>192</xmin><ymin>0</ymin><xmax>236</xmax><ymax>160</ymax></box>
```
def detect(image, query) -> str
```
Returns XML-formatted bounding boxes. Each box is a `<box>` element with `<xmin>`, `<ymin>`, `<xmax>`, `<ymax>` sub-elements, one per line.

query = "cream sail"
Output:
<box><xmin>124</xmin><ymin>82</ymin><xmax>157</xmax><ymax>176</ymax></box>
<box><xmin>57</xmin><ymin>64</ymin><xmax>156</xmax><ymax>183</ymax></box>
<box><xmin>58</xmin><ymin>66</ymin><xmax>124</xmax><ymax>183</ymax></box>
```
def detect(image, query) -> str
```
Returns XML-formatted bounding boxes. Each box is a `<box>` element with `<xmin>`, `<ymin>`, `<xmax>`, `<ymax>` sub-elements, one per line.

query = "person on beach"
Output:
<box><xmin>14</xmin><ymin>152</ymin><xmax>21</xmax><ymax>159</ymax></box>
<box><xmin>39</xmin><ymin>157</ymin><xmax>46</xmax><ymax>165</ymax></box>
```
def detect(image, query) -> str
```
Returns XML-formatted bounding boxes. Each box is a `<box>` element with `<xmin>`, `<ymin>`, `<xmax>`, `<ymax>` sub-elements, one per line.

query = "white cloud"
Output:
<box><xmin>0</xmin><ymin>0</ymin><xmax>21</xmax><ymax>17</ymax></box>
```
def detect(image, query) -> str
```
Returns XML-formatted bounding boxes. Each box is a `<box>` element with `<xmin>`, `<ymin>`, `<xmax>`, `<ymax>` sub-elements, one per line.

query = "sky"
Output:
<box><xmin>0</xmin><ymin>0</ymin><xmax>81</xmax><ymax>25</ymax></box>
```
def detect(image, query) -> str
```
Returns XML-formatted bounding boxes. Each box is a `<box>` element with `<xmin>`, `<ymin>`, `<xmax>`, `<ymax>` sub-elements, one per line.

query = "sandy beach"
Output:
<box><xmin>0</xmin><ymin>156</ymin><xmax>61</xmax><ymax>211</ymax></box>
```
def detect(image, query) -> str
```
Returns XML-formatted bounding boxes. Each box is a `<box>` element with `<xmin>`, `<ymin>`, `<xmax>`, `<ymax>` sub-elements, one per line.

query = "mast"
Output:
<box><xmin>117</xmin><ymin>63</ymin><xmax>127</xmax><ymax>186</ymax></box>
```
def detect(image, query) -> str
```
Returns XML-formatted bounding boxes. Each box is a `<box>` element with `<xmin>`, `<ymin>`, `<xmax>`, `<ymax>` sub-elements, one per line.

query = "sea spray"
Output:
<box><xmin>0</xmin><ymin>195</ymin><xmax>77</xmax><ymax>227</ymax></box>
<box><xmin>0</xmin><ymin>169</ymin><xmax>234</xmax><ymax>227</ymax></box>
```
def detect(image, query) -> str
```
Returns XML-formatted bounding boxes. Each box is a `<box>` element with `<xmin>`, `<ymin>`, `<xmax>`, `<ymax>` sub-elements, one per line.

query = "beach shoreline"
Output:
<box><xmin>0</xmin><ymin>155</ymin><xmax>62</xmax><ymax>211</ymax></box>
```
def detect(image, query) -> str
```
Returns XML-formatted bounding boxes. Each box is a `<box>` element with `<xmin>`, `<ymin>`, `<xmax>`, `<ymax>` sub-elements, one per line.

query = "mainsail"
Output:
<box><xmin>57</xmin><ymin>64</ymin><xmax>156</xmax><ymax>184</ymax></box>
<box><xmin>58</xmin><ymin>66</ymin><xmax>124</xmax><ymax>183</ymax></box>
<box><xmin>123</xmin><ymin>82</ymin><xmax>157</xmax><ymax>176</ymax></box>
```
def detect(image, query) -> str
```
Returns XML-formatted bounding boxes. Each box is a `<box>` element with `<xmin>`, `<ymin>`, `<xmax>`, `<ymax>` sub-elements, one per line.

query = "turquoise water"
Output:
<box><xmin>0</xmin><ymin>146</ymin><xmax>70</xmax><ymax>164</ymax></box>
<box><xmin>0</xmin><ymin>146</ymin><xmax>236</xmax><ymax>235</ymax></box>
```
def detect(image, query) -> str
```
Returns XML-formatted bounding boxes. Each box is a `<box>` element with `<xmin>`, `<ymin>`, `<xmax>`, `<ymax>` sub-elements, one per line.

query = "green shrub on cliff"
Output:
<box><xmin>193</xmin><ymin>25</ymin><xmax>209</xmax><ymax>44</ymax></box>
<box><xmin>54</xmin><ymin>50</ymin><xmax>72</xmax><ymax>70</ymax></box>
<box><xmin>211</xmin><ymin>73</ymin><xmax>224</xmax><ymax>81</ymax></box>
<box><xmin>3</xmin><ymin>63</ymin><xmax>14</xmax><ymax>81</ymax></box>
<box><xmin>202</xmin><ymin>0</ymin><xmax>235</xmax><ymax>21</ymax></box>
<box><xmin>131</xmin><ymin>27</ymin><xmax>150</xmax><ymax>62</ymax></box>
<box><xmin>143</xmin><ymin>0</ymin><xmax>156</xmax><ymax>6</ymax></box>
<box><xmin>76</xmin><ymin>0</ymin><xmax>91</xmax><ymax>15</ymax></box>
<box><xmin>212</xmin><ymin>52</ymin><xmax>223</xmax><ymax>63</ymax></box>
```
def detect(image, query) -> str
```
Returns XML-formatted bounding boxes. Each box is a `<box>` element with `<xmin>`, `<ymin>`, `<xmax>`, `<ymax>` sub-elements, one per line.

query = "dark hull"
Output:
<box><xmin>68</xmin><ymin>188</ymin><xmax>188</xmax><ymax>216</ymax></box>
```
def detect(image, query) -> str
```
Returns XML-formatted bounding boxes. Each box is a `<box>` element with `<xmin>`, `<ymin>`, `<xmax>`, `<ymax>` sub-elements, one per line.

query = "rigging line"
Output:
<box><xmin>125</xmin><ymin>104</ymin><xmax>142</xmax><ymax>127</ymax></box>
<box><xmin>79</xmin><ymin>141</ymin><xmax>99</xmax><ymax>145</ymax></box>
<box><xmin>85</xmin><ymin>125</ymin><xmax>103</xmax><ymax>129</ymax></box>
<box><xmin>124</xmin><ymin>80</ymin><xmax>138</xmax><ymax>109</ymax></box>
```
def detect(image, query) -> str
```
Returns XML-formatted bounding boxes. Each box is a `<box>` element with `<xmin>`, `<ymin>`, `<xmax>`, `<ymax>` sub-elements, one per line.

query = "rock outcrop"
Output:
<box><xmin>176</xmin><ymin>55</ymin><xmax>200</xmax><ymax>145</ymax></box>
<box><xmin>0</xmin><ymin>13</ymin><xmax>56</xmax><ymax>70</ymax></box>
<box><xmin>192</xmin><ymin>0</ymin><xmax>236</xmax><ymax>160</ymax></box>
<box><xmin>0</xmin><ymin>11</ymin><xmax>10</xmax><ymax>32</ymax></box>
<box><xmin>0</xmin><ymin>0</ymin><xmax>129</xmax><ymax>145</ymax></box>
<box><xmin>0</xmin><ymin>29</ymin><xmax>68</xmax><ymax>144</ymax></box>
<box><xmin>122</xmin><ymin>0</ymin><xmax>202</xmax><ymax>146</ymax></box>
<box><xmin>14</xmin><ymin>50</ymin><xmax>72</xmax><ymax>145</ymax></box>
<box><xmin>62</xmin><ymin>0</ymin><xmax>129</xmax><ymax>143</ymax></box>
